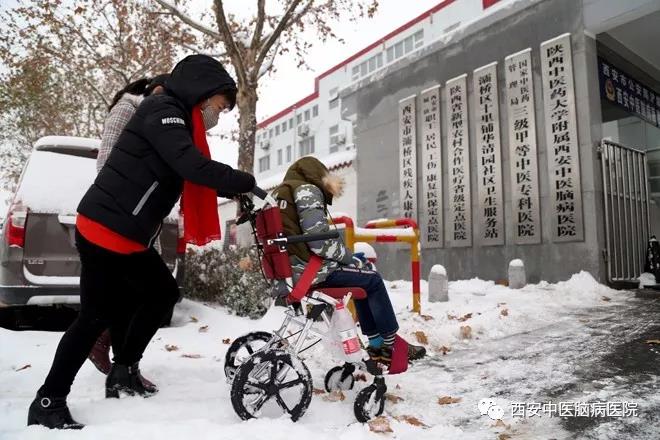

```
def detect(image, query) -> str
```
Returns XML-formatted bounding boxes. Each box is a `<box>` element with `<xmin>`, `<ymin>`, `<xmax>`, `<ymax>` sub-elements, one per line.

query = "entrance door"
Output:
<box><xmin>600</xmin><ymin>139</ymin><xmax>651</xmax><ymax>283</ymax></box>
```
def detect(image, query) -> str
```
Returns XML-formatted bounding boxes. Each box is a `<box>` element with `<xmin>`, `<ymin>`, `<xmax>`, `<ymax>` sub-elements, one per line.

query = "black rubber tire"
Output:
<box><xmin>230</xmin><ymin>349</ymin><xmax>313</xmax><ymax>422</ymax></box>
<box><xmin>354</xmin><ymin>384</ymin><xmax>386</xmax><ymax>423</ymax></box>
<box><xmin>224</xmin><ymin>331</ymin><xmax>273</xmax><ymax>381</ymax></box>
<box><xmin>324</xmin><ymin>366</ymin><xmax>355</xmax><ymax>392</ymax></box>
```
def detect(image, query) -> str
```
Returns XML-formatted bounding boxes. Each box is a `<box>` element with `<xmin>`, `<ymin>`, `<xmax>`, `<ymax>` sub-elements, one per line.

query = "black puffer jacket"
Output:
<box><xmin>77</xmin><ymin>55</ymin><xmax>255</xmax><ymax>246</ymax></box>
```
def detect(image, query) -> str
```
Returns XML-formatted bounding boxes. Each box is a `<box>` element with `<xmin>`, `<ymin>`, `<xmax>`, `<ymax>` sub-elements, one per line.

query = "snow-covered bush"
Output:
<box><xmin>183</xmin><ymin>244</ymin><xmax>271</xmax><ymax>319</ymax></box>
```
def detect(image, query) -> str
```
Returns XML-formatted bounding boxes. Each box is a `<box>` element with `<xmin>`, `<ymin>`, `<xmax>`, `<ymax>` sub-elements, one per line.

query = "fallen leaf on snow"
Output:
<box><xmin>385</xmin><ymin>393</ymin><xmax>404</xmax><ymax>403</ymax></box>
<box><xmin>601</xmin><ymin>296</ymin><xmax>611</xmax><ymax>302</ymax></box>
<box><xmin>368</xmin><ymin>416</ymin><xmax>393</xmax><ymax>433</ymax></box>
<box><xmin>198</xmin><ymin>325</ymin><xmax>209</xmax><ymax>333</ymax></box>
<box><xmin>460</xmin><ymin>325</ymin><xmax>472</xmax><ymax>339</ymax></box>
<box><xmin>438</xmin><ymin>345</ymin><xmax>451</xmax><ymax>355</ymax></box>
<box><xmin>413</xmin><ymin>331</ymin><xmax>428</xmax><ymax>345</ymax></box>
<box><xmin>497</xmin><ymin>302</ymin><xmax>507</xmax><ymax>307</ymax></box>
<box><xmin>500</xmin><ymin>308</ymin><xmax>509</xmax><ymax>317</ymax></box>
<box><xmin>394</xmin><ymin>415</ymin><xmax>428</xmax><ymax>428</ymax></box>
<box><xmin>322</xmin><ymin>390</ymin><xmax>346</xmax><ymax>402</ymax></box>
<box><xmin>355</xmin><ymin>373</ymin><xmax>368</xmax><ymax>382</ymax></box>
<box><xmin>645</xmin><ymin>339</ymin><xmax>660</xmax><ymax>345</ymax></box>
<box><xmin>395</xmin><ymin>384</ymin><xmax>401</xmax><ymax>390</ymax></box>
<box><xmin>181</xmin><ymin>353</ymin><xmax>202</xmax><ymax>359</ymax></box>
<box><xmin>492</xmin><ymin>419</ymin><xmax>510</xmax><ymax>429</ymax></box>
<box><xmin>222</xmin><ymin>338</ymin><xmax>232</xmax><ymax>345</ymax></box>
<box><xmin>419</xmin><ymin>314</ymin><xmax>434</xmax><ymax>321</ymax></box>
<box><xmin>189</xmin><ymin>316</ymin><xmax>199</xmax><ymax>323</ymax></box>
<box><xmin>457</xmin><ymin>313</ymin><xmax>473</xmax><ymax>322</ymax></box>
<box><xmin>15</xmin><ymin>364</ymin><xmax>31</xmax><ymax>372</ymax></box>
<box><xmin>165</xmin><ymin>344</ymin><xmax>179</xmax><ymax>352</ymax></box>
<box><xmin>447</xmin><ymin>314</ymin><xmax>458</xmax><ymax>320</ymax></box>
<box><xmin>312</xmin><ymin>388</ymin><xmax>326</xmax><ymax>395</ymax></box>
<box><xmin>498</xmin><ymin>434</ymin><xmax>512</xmax><ymax>440</ymax></box>
<box><xmin>438</xmin><ymin>396</ymin><xmax>462</xmax><ymax>405</ymax></box>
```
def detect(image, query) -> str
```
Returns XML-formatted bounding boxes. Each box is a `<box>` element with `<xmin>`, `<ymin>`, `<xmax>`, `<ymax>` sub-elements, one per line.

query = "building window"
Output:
<box><xmin>269</xmin><ymin>128</ymin><xmax>273</xmax><ymax>138</ymax></box>
<box><xmin>289</xmin><ymin>118</ymin><xmax>293</xmax><ymax>129</ymax></box>
<box><xmin>258</xmin><ymin>156</ymin><xmax>270</xmax><ymax>173</ymax></box>
<box><xmin>282</xmin><ymin>122</ymin><xmax>287</xmax><ymax>132</ymax></box>
<box><xmin>275</xmin><ymin>125</ymin><xmax>280</xmax><ymax>136</ymax></box>
<box><xmin>286</xmin><ymin>145</ymin><xmax>292</xmax><ymax>162</ymax></box>
<box><xmin>352</xmin><ymin>66</ymin><xmax>360</xmax><ymax>81</ymax></box>
<box><xmin>376</xmin><ymin>53</ymin><xmax>383</xmax><ymax>69</ymax></box>
<box><xmin>404</xmin><ymin>36</ymin><xmax>413</xmax><ymax>53</ymax></box>
<box><xmin>299</xmin><ymin>136</ymin><xmax>315</xmax><ymax>156</ymax></box>
<box><xmin>394</xmin><ymin>41</ymin><xmax>403</xmax><ymax>58</ymax></box>
<box><xmin>277</xmin><ymin>149</ymin><xmax>282</xmax><ymax>166</ymax></box>
<box><xmin>329</xmin><ymin>86</ymin><xmax>339</xmax><ymax>109</ymax></box>
<box><xmin>386</xmin><ymin>46</ymin><xmax>394</xmax><ymax>63</ymax></box>
<box><xmin>329</xmin><ymin>125</ymin><xmax>340</xmax><ymax>153</ymax></box>
<box><xmin>304</xmin><ymin>109</ymin><xmax>310</xmax><ymax>121</ymax></box>
<box><xmin>413</xmin><ymin>30</ymin><xmax>424</xmax><ymax>48</ymax></box>
<box><xmin>312</xmin><ymin>105</ymin><xmax>318</xmax><ymax>117</ymax></box>
<box><xmin>297</xmin><ymin>114</ymin><xmax>302</xmax><ymax>124</ymax></box>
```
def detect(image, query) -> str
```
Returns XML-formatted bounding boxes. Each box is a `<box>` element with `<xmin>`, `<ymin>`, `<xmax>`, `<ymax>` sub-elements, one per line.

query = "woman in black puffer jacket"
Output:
<box><xmin>28</xmin><ymin>54</ymin><xmax>255</xmax><ymax>430</ymax></box>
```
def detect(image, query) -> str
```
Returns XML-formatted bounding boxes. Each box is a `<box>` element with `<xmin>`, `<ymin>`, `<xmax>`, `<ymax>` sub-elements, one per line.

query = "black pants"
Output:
<box><xmin>40</xmin><ymin>229</ymin><xmax>180</xmax><ymax>397</ymax></box>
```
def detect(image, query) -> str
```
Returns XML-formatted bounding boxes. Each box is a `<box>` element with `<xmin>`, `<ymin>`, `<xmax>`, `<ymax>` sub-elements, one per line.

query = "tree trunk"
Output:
<box><xmin>236</xmin><ymin>86</ymin><xmax>258</xmax><ymax>174</ymax></box>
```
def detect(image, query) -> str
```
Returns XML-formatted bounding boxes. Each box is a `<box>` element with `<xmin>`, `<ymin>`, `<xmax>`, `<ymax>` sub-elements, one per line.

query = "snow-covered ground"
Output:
<box><xmin>1</xmin><ymin>272</ymin><xmax>655</xmax><ymax>439</ymax></box>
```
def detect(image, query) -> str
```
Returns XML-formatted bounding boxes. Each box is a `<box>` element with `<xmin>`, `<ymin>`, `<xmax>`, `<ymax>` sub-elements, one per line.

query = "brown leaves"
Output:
<box><xmin>312</xmin><ymin>388</ymin><xmax>326</xmax><ymax>395</ymax></box>
<box><xmin>602</xmin><ymin>296</ymin><xmax>612</xmax><ymax>302</ymax></box>
<box><xmin>368</xmin><ymin>416</ymin><xmax>393</xmax><ymax>433</ymax></box>
<box><xmin>238</xmin><ymin>256</ymin><xmax>254</xmax><ymax>271</ymax></box>
<box><xmin>413</xmin><ymin>331</ymin><xmax>428</xmax><ymax>345</ymax></box>
<box><xmin>198</xmin><ymin>325</ymin><xmax>209</xmax><ymax>333</ymax></box>
<box><xmin>322</xmin><ymin>390</ymin><xmax>346</xmax><ymax>402</ymax></box>
<box><xmin>355</xmin><ymin>373</ymin><xmax>368</xmax><ymax>382</ymax></box>
<box><xmin>460</xmin><ymin>325</ymin><xmax>472</xmax><ymax>340</ymax></box>
<box><xmin>419</xmin><ymin>314</ymin><xmax>434</xmax><ymax>321</ymax></box>
<box><xmin>14</xmin><ymin>364</ymin><xmax>31</xmax><ymax>372</ymax></box>
<box><xmin>222</xmin><ymin>338</ymin><xmax>232</xmax><ymax>345</ymax></box>
<box><xmin>500</xmin><ymin>308</ymin><xmax>509</xmax><ymax>317</ymax></box>
<box><xmin>181</xmin><ymin>353</ymin><xmax>203</xmax><ymax>359</ymax></box>
<box><xmin>438</xmin><ymin>396</ymin><xmax>461</xmax><ymax>405</ymax></box>
<box><xmin>385</xmin><ymin>393</ymin><xmax>404</xmax><ymax>403</ymax></box>
<box><xmin>165</xmin><ymin>344</ymin><xmax>179</xmax><ymax>352</ymax></box>
<box><xmin>457</xmin><ymin>313</ymin><xmax>472</xmax><ymax>322</ymax></box>
<box><xmin>438</xmin><ymin>345</ymin><xmax>451</xmax><ymax>355</ymax></box>
<box><xmin>189</xmin><ymin>316</ymin><xmax>199</xmax><ymax>323</ymax></box>
<box><xmin>394</xmin><ymin>415</ymin><xmax>429</xmax><ymax>428</ymax></box>
<box><xmin>498</xmin><ymin>434</ymin><xmax>512</xmax><ymax>440</ymax></box>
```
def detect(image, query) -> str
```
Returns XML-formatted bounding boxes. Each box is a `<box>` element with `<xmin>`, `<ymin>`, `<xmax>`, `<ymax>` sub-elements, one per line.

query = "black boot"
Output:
<box><xmin>27</xmin><ymin>391</ymin><xmax>84</xmax><ymax>429</ymax></box>
<box><xmin>106</xmin><ymin>362</ymin><xmax>157</xmax><ymax>398</ymax></box>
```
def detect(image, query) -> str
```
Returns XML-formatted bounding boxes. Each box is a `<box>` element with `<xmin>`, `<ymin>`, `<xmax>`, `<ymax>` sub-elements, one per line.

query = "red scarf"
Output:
<box><xmin>181</xmin><ymin>105</ymin><xmax>221</xmax><ymax>246</ymax></box>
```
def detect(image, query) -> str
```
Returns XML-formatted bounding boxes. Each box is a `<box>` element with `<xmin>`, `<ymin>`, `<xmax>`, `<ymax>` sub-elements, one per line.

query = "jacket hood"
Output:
<box><xmin>283</xmin><ymin>157</ymin><xmax>333</xmax><ymax>205</ymax></box>
<box><xmin>166</xmin><ymin>55</ymin><xmax>237</xmax><ymax>112</ymax></box>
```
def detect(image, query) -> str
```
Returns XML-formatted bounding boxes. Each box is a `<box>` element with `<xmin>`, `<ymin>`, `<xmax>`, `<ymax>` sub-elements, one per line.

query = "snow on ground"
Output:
<box><xmin>0</xmin><ymin>272</ymin><xmax>636</xmax><ymax>439</ymax></box>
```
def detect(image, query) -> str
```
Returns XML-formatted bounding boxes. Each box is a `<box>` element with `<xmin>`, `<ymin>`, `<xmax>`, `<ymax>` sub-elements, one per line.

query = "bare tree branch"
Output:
<box><xmin>250</xmin><ymin>0</ymin><xmax>266</xmax><ymax>50</ymax></box>
<box><xmin>255</xmin><ymin>0</ymin><xmax>306</xmax><ymax>72</ymax></box>
<box><xmin>153</xmin><ymin>0</ymin><xmax>222</xmax><ymax>39</ymax></box>
<box><xmin>213</xmin><ymin>0</ymin><xmax>248</xmax><ymax>85</ymax></box>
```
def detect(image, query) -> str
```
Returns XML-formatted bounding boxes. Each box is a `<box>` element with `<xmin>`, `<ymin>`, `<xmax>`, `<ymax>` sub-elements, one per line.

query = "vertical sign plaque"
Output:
<box><xmin>399</xmin><ymin>95</ymin><xmax>417</xmax><ymax>219</ymax></box>
<box><xmin>540</xmin><ymin>33</ymin><xmax>584</xmax><ymax>242</ymax></box>
<box><xmin>505</xmin><ymin>48</ymin><xmax>541</xmax><ymax>244</ymax></box>
<box><xmin>473</xmin><ymin>62</ymin><xmax>504</xmax><ymax>246</ymax></box>
<box><xmin>420</xmin><ymin>86</ymin><xmax>443</xmax><ymax>248</ymax></box>
<box><xmin>446</xmin><ymin>74</ymin><xmax>472</xmax><ymax>247</ymax></box>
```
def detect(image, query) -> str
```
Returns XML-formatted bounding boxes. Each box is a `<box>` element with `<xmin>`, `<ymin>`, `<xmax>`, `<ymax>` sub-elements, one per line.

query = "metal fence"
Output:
<box><xmin>599</xmin><ymin>140</ymin><xmax>651</xmax><ymax>283</ymax></box>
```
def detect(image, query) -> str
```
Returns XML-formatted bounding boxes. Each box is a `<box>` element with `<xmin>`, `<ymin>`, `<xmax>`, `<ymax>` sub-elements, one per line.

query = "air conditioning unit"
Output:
<box><xmin>336</xmin><ymin>134</ymin><xmax>346</xmax><ymax>144</ymax></box>
<box><xmin>261</xmin><ymin>140</ymin><xmax>270</xmax><ymax>150</ymax></box>
<box><xmin>297</xmin><ymin>124</ymin><xmax>309</xmax><ymax>137</ymax></box>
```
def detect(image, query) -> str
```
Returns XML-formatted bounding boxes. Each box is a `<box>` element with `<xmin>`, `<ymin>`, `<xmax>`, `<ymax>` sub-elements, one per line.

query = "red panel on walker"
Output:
<box><xmin>255</xmin><ymin>206</ymin><xmax>293</xmax><ymax>280</ymax></box>
<box><xmin>388</xmin><ymin>335</ymin><xmax>409</xmax><ymax>375</ymax></box>
<box><xmin>315</xmin><ymin>287</ymin><xmax>367</xmax><ymax>301</ymax></box>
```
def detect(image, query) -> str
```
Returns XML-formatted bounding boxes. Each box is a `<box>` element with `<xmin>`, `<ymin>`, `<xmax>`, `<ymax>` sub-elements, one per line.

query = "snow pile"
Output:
<box><xmin>0</xmin><ymin>271</ymin><xmax>632</xmax><ymax>439</ymax></box>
